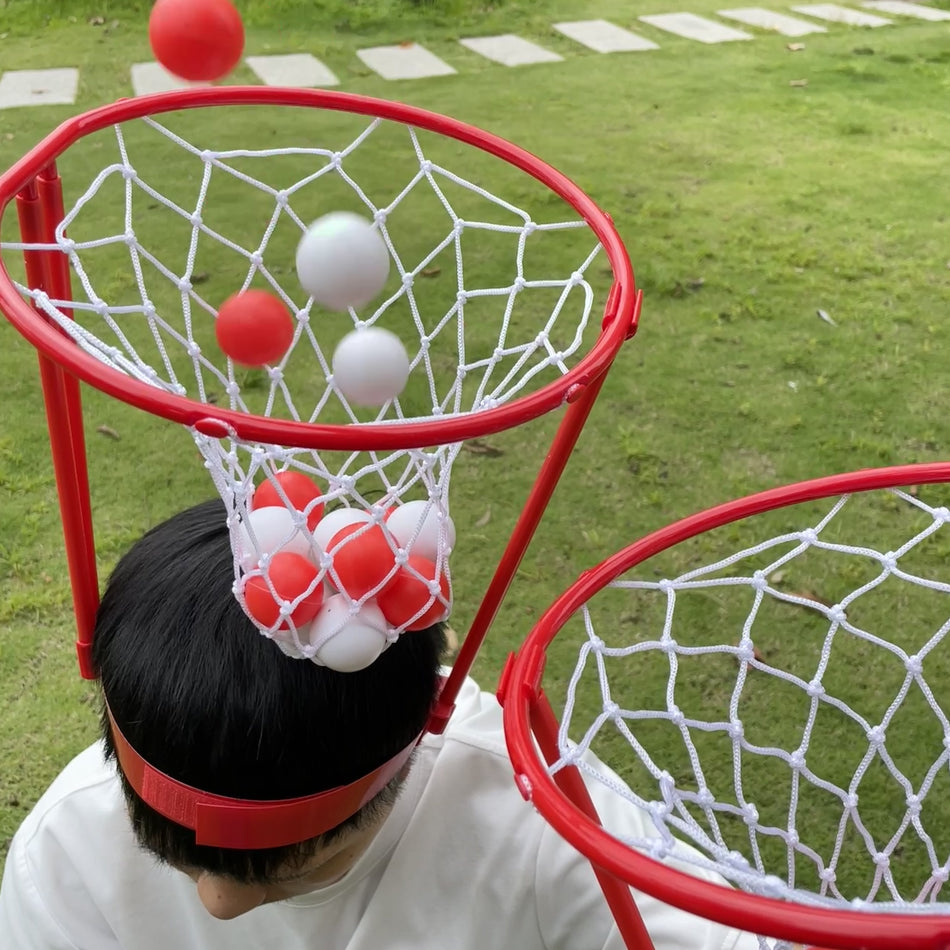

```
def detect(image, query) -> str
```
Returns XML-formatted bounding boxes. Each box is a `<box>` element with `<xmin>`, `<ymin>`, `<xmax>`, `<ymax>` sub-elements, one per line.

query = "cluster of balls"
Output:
<box><xmin>238</xmin><ymin>470</ymin><xmax>455</xmax><ymax>673</ymax></box>
<box><xmin>150</xmin><ymin>0</ymin><xmax>438</xmax><ymax>672</ymax></box>
<box><xmin>149</xmin><ymin>0</ymin><xmax>410</xmax><ymax>406</ymax></box>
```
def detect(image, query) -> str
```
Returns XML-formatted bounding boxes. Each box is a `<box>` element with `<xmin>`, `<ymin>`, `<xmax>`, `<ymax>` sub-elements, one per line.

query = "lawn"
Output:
<box><xmin>3</xmin><ymin>0</ymin><xmax>950</xmax><ymax>933</ymax></box>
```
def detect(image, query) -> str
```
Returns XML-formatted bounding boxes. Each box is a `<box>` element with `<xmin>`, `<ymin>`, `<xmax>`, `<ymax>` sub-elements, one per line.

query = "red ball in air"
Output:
<box><xmin>376</xmin><ymin>555</ymin><xmax>450</xmax><ymax>631</ymax></box>
<box><xmin>327</xmin><ymin>523</ymin><xmax>397</xmax><ymax>600</ymax></box>
<box><xmin>253</xmin><ymin>471</ymin><xmax>325</xmax><ymax>532</ymax></box>
<box><xmin>243</xmin><ymin>552</ymin><xmax>324</xmax><ymax>629</ymax></box>
<box><xmin>215</xmin><ymin>290</ymin><xmax>294</xmax><ymax>367</ymax></box>
<box><xmin>148</xmin><ymin>0</ymin><xmax>245</xmax><ymax>82</ymax></box>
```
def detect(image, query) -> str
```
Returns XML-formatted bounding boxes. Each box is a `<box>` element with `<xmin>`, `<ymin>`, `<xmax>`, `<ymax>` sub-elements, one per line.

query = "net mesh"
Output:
<box><xmin>1</xmin><ymin>106</ymin><xmax>608</xmax><ymax>666</ymax></box>
<box><xmin>549</xmin><ymin>487</ymin><xmax>950</xmax><ymax>948</ymax></box>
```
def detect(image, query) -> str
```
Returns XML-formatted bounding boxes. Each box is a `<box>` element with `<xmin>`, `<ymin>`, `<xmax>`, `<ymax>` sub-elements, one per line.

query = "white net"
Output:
<box><xmin>1</xmin><ymin>104</ymin><xmax>611</xmax><ymax>670</ymax></box>
<box><xmin>548</xmin><ymin>486</ymin><xmax>950</xmax><ymax>947</ymax></box>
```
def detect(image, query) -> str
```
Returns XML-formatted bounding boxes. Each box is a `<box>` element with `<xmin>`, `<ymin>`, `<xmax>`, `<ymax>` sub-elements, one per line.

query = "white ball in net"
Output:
<box><xmin>311</xmin><ymin>594</ymin><xmax>389</xmax><ymax>673</ymax></box>
<box><xmin>332</xmin><ymin>327</ymin><xmax>410</xmax><ymax>407</ymax></box>
<box><xmin>312</xmin><ymin>507</ymin><xmax>373</xmax><ymax>553</ymax></box>
<box><xmin>387</xmin><ymin>499</ymin><xmax>456</xmax><ymax>561</ymax></box>
<box><xmin>235</xmin><ymin>506</ymin><xmax>316</xmax><ymax>572</ymax></box>
<box><xmin>295</xmin><ymin>211</ymin><xmax>390</xmax><ymax>311</ymax></box>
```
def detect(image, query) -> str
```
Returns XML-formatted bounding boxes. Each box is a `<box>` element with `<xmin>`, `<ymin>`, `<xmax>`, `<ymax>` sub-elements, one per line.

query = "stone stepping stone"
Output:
<box><xmin>718</xmin><ymin>7</ymin><xmax>828</xmax><ymax>33</ymax></box>
<box><xmin>131</xmin><ymin>62</ymin><xmax>190</xmax><ymax>96</ymax></box>
<box><xmin>553</xmin><ymin>19</ymin><xmax>660</xmax><ymax>52</ymax></box>
<box><xmin>357</xmin><ymin>43</ymin><xmax>456</xmax><ymax>80</ymax></box>
<box><xmin>639</xmin><ymin>12</ymin><xmax>753</xmax><ymax>42</ymax></box>
<box><xmin>245</xmin><ymin>53</ymin><xmax>339</xmax><ymax>87</ymax></box>
<box><xmin>459</xmin><ymin>34</ymin><xmax>562</xmax><ymax>66</ymax></box>
<box><xmin>791</xmin><ymin>3</ymin><xmax>892</xmax><ymax>24</ymax></box>
<box><xmin>863</xmin><ymin>0</ymin><xmax>950</xmax><ymax>18</ymax></box>
<box><xmin>0</xmin><ymin>68</ymin><xmax>78</xmax><ymax>109</ymax></box>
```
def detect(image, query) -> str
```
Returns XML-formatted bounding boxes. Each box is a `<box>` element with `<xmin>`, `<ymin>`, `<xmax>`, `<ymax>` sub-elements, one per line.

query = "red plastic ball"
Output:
<box><xmin>148</xmin><ymin>0</ymin><xmax>245</xmax><ymax>82</ymax></box>
<box><xmin>253</xmin><ymin>471</ymin><xmax>325</xmax><ymax>532</ymax></box>
<box><xmin>243</xmin><ymin>552</ymin><xmax>324</xmax><ymax>629</ymax></box>
<box><xmin>376</xmin><ymin>555</ymin><xmax>450</xmax><ymax>631</ymax></box>
<box><xmin>327</xmin><ymin>523</ymin><xmax>397</xmax><ymax>600</ymax></box>
<box><xmin>215</xmin><ymin>290</ymin><xmax>294</xmax><ymax>367</ymax></box>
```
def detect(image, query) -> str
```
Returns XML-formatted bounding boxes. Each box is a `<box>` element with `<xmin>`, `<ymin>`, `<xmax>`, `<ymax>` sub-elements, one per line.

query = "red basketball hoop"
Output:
<box><xmin>0</xmin><ymin>86</ymin><xmax>639</xmax><ymax>699</ymax></box>
<box><xmin>502</xmin><ymin>463</ymin><xmax>950</xmax><ymax>950</ymax></box>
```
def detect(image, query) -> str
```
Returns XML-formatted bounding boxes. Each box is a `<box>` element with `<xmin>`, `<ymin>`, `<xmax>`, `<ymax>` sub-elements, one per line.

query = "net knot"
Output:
<box><xmin>881</xmin><ymin>551</ymin><xmax>898</xmax><ymax>571</ymax></box>
<box><xmin>696</xmin><ymin>788</ymin><xmax>715</xmax><ymax>808</ymax></box>
<box><xmin>588</xmin><ymin>634</ymin><xmax>606</xmax><ymax>652</ymax></box>
<box><xmin>177</xmin><ymin>278</ymin><xmax>193</xmax><ymax>294</ymax></box>
<box><xmin>120</xmin><ymin>165</ymin><xmax>136</xmax><ymax>181</ymax></box>
<box><xmin>844</xmin><ymin>793</ymin><xmax>859</xmax><ymax>809</ymax></box>
<box><xmin>604</xmin><ymin>700</ymin><xmax>621</xmax><ymax>718</ymax></box>
<box><xmin>799</xmin><ymin>528</ymin><xmax>819</xmax><ymax>544</ymax></box>
<box><xmin>933</xmin><ymin>867</ymin><xmax>950</xmax><ymax>883</ymax></box>
<box><xmin>873</xmin><ymin>852</ymin><xmax>890</xmax><ymax>868</ymax></box>
<box><xmin>373</xmin><ymin>209</ymin><xmax>388</xmax><ymax>226</ymax></box>
<box><xmin>250</xmin><ymin>252</ymin><xmax>264</xmax><ymax>267</ymax></box>
<box><xmin>225</xmin><ymin>381</ymin><xmax>241</xmax><ymax>398</ymax></box>
<box><xmin>60</xmin><ymin>236</ymin><xmax>77</xmax><ymax>254</ymax></box>
<box><xmin>513</xmin><ymin>276</ymin><xmax>527</xmax><ymax>292</ymax></box>
<box><xmin>570</xmin><ymin>271</ymin><xmax>584</xmax><ymax>285</ymax></box>
<box><xmin>189</xmin><ymin>212</ymin><xmax>203</xmax><ymax>228</ymax></box>
<box><xmin>661</xmin><ymin>637</ymin><xmax>679</xmax><ymax>655</ymax></box>
<box><xmin>790</xmin><ymin>749</ymin><xmax>806</xmax><ymax>770</ymax></box>
<box><xmin>185</xmin><ymin>341</ymin><xmax>201</xmax><ymax>359</ymax></box>
<box><xmin>934</xmin><ymin>506</ymin><xmax>950</xmax><ymax>523</ymax></box>
<box><xmin>806</xmin><ymin>678</ymin><xmax>825</xmax><ymax>698</ymax></box>
<box><xmin>524</xmin><ymin>220</ymin><xmax>538</xmax><ymax>235</ymax></box>
<box><xmin>867</xmin><ymin>725</ymin><xmax>886</xmax><ymax>747</ymax></box>
<box><xmin>906</xmin><ymin>654</ymin><xmax>923</xmax><ymax>675</ymax></box>
<box><xmin>742</xmin><ymin>804</ymin><xmax>759</xmax><ymax>826</ymax></box>
<box><xmin>275</xmin><ymin>190</ymin><xmax>289</xmax><ymax>208</ymax></box>
<box><xmin>728</xmin><ymin>720</ymin><xmax>744</xmax><ymax>740</ymax></box>
<box><xmin>669</xmin><ymin>705</ymin><xmax>685</xmax><ymax>727</ymax></box>
<box><xmin>828</xmin><ymin>604</ymin><xmax>847</xmax><ymax>623</ymax></box>
<box><xmin>394</xmin><ymin>548</ymin><xmax>409</xmax><ymax>566</ymax></box>
<box><xmin>752</xmin><ymin>570</ymin><xmax>768</xmax><ymax>591</ymax></box>
<box><xmin>658</xmin><ymin>579</ymin><xmax>674</xmax><ymax>592</ymax></box>
<box><xmin>819</xmin><ymin>868</ymin><xmax>837</xmax><ymax>884</ymax></box>
<box><xmin>906</xmin><ymin>794</ymin><xmax>922</xmax><ymax>816</ymax></box>
<box><xmin>737</xmin><ymin>640</ymin><xmax>756</xmax><ymax>663</ymax></box>
<box><xmin>330</xmin><ymin>151</ymin><xmax>343</xmax><ymax>168</ymax></box>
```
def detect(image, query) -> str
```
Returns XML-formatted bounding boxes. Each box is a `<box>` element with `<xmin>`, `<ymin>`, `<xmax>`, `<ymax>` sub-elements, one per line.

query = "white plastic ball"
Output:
<box><xmin>332</xmin><ymin>327</ymin><xmax>410</xmax><ymax>407</ymax></box>
<box><xmin>236</xmin><ymin>506</ymin><xmax>316</xmax><ymax>572</ymax></box>
<box><xmin>386</xmin><ymin>500</ymin><xmax>456</xmax><ymax>561</ymax></box>
<box><xmin>311</xmin><ymin>595</ymin><xmax>389</xmax><ymax>673</ymax></box>
<box><xmin>312</xmin><ymin>507</ymin><xmax>372</xmax><ymax>553</ymax></box>
<box><xmin>295</xmin><ymin>211</ymin><xmax>390</xmax><ymax>311</ymax></box>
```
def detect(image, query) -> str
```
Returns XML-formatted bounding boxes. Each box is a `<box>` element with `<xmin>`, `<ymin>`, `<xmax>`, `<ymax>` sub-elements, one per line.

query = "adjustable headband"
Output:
<box><xmin>108</xmin><ymin>707</ymin><xmax>418</xmax><ymax>849</ymax></box>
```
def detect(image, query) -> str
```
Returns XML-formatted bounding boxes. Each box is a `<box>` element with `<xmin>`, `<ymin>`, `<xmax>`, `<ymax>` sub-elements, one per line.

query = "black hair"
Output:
<box><xmin>91</xmin><ymin>497</ymin><xmax>446</xmax><ymax>883</ymax></box>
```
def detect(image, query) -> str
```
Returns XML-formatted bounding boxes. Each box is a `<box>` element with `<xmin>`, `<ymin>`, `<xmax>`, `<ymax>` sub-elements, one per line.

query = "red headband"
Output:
<box><xmin>108</xmin><ymin>707</ymin><xmax>419</xmax><ymax>849</ymax></box>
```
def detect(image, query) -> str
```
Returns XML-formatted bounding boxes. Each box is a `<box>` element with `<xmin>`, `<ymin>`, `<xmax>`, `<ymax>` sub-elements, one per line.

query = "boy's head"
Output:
<box><xmin>91</xmin><ymin>498</ymin><xmax>446</xmax><ymax>916</ymax></box>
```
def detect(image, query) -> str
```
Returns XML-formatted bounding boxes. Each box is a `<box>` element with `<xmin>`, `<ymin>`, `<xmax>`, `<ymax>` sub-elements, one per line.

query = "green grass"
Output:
<box><xmin>4</xmin><ymin>0</ymin><xmax>950</xmax><ymax>918</ymax></box>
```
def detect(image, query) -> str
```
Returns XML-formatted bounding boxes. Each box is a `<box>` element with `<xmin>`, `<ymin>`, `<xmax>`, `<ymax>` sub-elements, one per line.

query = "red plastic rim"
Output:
<box><xmin>0</xmin><ymin>87</ymin><xmax>638</xmax><ymax>452</ymax></box>
<box><xmin>502</xmin><ymin>462</ymin><xmax>950</xmax><ymax>950</ymax></box>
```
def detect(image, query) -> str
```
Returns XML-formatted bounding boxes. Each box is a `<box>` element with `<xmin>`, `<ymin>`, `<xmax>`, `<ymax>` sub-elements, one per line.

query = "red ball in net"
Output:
<box><xmin>243</xmin><ymin>552</ymin><xmax>324</xmax><ymax>629</ymax></box>
<box><xmin>376</xmin><ymin>555</ymin><xmax>450</xmax><ymax>631</ymax></box>
<box><xmin>148</xmin><ymin>0</ymin><xmax>245</xmax><ymax>82</ymax></box>
<box><xmin>253</xmin><ymin>471</ymin><xmax>325</xmax><ymax>532</ymax></box>
<box><xmin>215</xmin><ymin>290</ymin><xmax>295</xmax><ymax>367</ymax></box>
<box><xmin>327</xmin><ymin>523</ymin><xmax>397</xmax><ymax>600</ymax></box>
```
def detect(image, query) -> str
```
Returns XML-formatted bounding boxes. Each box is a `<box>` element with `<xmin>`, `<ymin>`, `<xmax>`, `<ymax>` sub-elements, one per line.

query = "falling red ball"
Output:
<box><xmin>243</xmin><ymin>552</ymin><xmax>324</xmax><ymax>629</ymax></box>
<box><xmin>253</xmin><ymin>471</ymin><xmax>325</xmax><ymax>532</ymax></box>
<box><xmin>148</xmin><ymin>0</ymin><xmax>245</xmax><ymax>82</ymax></box>
<box><xmin>376</xmin><ymin>555</ymin><xmax>450</xmax><ymax>631</ymax></box>
<box><xmin>215</xmin><ymin>290</ymin><xmax>295</xmax><ymax>367</ymax></box>
<box><xmin>327</xmin><ymin>523</ymin><xmax>397</xmax><ymax>600</ymax></box>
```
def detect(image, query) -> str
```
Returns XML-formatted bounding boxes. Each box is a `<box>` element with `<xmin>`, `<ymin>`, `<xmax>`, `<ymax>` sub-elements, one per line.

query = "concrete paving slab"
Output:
<box><xmin>639</xmin><ymin>12</ymin><xmax>754</xmax><ymax>42</ymax></box>
<box><xmin>792</xmin><ymin>3</ymin><xmax>892</xmax><ymax>24</ymax></box>
<box><xmin>553</xmin><ymin>19</ymin><xmax>660</xmax><ymax>52</ymax></box>
<box><xmin>0</xmin><ymin>68</ymin><xmax>78</xmax><ymax>109</ymax></box>
<box><xmin>356</xmin><ymin>43</ymin><xmax>456</xmax><ymax>80</ymax></box>
<box><xmin>245</xmin><ymin>53</ymin><xmax>339</xmax><ymax>87</ymax></box>
<box><xmin>863</xmin><ymin>0</ymin><xmax>950</xmax><ymax>18</ymax></box>
<box><xmin>459</xmin><ymin>34</ymin><xmax>563</xmax><ymax>66</ymax></box>
<box><xmin>718</xmin><ymin>7</ymin><xmax>828</xmax><ymax>33</ymax></box>
<box><xmin>130</xmin><ymin>62</ymin><xmax>191</xmax><ymax>96</ymax></box>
